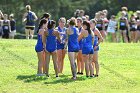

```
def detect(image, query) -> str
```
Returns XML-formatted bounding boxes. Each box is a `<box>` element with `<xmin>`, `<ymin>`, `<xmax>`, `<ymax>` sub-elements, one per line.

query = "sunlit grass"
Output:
<box><xmin>0</xmin><ymin>39</ymin><xmax>139</xmax><ymax>93</ymax></box>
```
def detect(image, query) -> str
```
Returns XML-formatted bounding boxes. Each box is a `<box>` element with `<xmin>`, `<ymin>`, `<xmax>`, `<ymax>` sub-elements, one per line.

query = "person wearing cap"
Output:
<box><xmin>9</xmin><ymin>14</ymin><xmax>16</xmax><ymax>39</ymax></box>
<box><xmin>22</xmin><ymin>5</ymin><xmax>38</xmax><ymax>39</ymax></box>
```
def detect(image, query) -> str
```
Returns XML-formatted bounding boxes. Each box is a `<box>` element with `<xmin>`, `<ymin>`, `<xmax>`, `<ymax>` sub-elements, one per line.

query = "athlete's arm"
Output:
<box><xmin>1</xmin><ymin>20</ymin><xmax>3</xmax><ymax>26</ymax></box>
<box><xmin>32</xmin><ymin>12</ymin><xmax>38</xmax><ymax>21</ymax></box>
<box><xmin>64</xmin><ymin>29</ymin><xmax>69</xmax><ymax>49</ymax></box>
<box><xmin>78</xmin><ymin>29</ymin><xmax>84</xmax><ymax>41</ymax></box>
<box><xmin>42</xmin><ymin>30</ymin><xmax>48</xmax><ymax>50</ymax></box>
<box><xmin>102</xmin><ymin>20</ymin><xmax>105</xmax><ymax>30</ymax></box>
<box><xmin>95</xmin><ymin>28</ymin><xmax>103</xmax><ymax>45</ymax></box>
<box><xmin>8</xmin><ymin>20</ymin><xmax>11</xmax><ymax>32</ymax></box>
<box><xmin>118</xmin><ymin>17</ymin><xmax>121</xmax><ymax>30</ymax></box>
<box><xmin>115</xmin><ymin>20</ymin><xmax>118</xmax><ymax>30</ymax></box>
<box><xmin>54</xmin><ymin>30</ymin><xmax>61</xmax><ymax>42</ymax></box>
<box><xmin>91</xmin><ymin>30</ymin><xmax>95</xmax><ymax>45</ymax></box>
<box><xmin>126</xmin><ymin>18</ymin><xmax>129</xmax><ymax>30</ymax></box>
<box><xmin>22</xmin><ymin>13</ymin><xmax>27</xmax><ymax>22</ymax></box>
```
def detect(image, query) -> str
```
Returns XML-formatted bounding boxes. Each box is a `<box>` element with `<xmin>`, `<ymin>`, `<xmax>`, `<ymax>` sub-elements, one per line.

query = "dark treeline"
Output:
<box><xmin>0</xmin><ymin>0</ymin><xmax>140</xmax><ymax>33</ymax></box>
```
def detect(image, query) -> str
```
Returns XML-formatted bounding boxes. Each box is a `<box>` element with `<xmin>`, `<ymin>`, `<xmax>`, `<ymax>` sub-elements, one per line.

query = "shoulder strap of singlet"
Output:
<box><xmin>63</xmin><ymin>27</ymin><xmax>66</xmax><ymax>31</ymax></box>
<box><xmin>58</xmin><ymin>26</ymin><xmax>61</xmax><ymax>32</ymax></box>
<box><xmin>92</xmin><ymin>28</ymin><xmax>95</xmax><ymax>32</ymax></box>
<box><xmin>79</xmin><ymin>27</ymin><xmax>82</xmax><ymax>32</ymax></box>
<box><xmin>93</xmin><ymin>28</ymin><xmax>98</xmax><ymax>36</ymax></box>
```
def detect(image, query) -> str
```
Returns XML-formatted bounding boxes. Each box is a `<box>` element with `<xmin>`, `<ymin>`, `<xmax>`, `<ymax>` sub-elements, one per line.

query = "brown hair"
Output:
<box><xmin>69</xmin><ymin>18</ymin><xmax>76</xmax><ymax>26</ymax></box>
<box><xmin>90</xmin><ymin>19</ymin><xmax>97</xmax><ymax>25</ymax></box>
<box><xmin>47</xmin><ymin>20</ymin><xmax>56</xmax><ymax>29</ymax></box>
<box><xmin>83</xmin><ymin>21</ymin><xmax>91</xmax><ymax>34</ymax></box>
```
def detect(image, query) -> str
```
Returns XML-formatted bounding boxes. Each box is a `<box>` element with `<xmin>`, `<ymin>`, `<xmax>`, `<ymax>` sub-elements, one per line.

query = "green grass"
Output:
<box><xmin>0</xmin><ymin>39</ymin><xmax>140</xmax><ymax>93</ymax></box>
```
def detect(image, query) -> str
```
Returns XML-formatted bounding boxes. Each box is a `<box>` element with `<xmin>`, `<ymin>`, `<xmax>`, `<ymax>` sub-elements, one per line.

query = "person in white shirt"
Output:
<box><xmin>107</xmin><ymin>15</ymin><xmax>117</xmax><ymax>42</ymax></box>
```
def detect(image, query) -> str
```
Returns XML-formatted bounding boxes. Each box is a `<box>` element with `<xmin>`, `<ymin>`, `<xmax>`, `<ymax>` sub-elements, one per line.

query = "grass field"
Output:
<box><xmin>0</xmin><ymin>39</ymin><xmax>140</xmax><ymax>93</ymax></box>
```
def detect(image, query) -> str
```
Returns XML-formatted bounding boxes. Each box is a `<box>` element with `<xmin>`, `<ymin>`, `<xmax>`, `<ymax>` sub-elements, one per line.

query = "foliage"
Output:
<box><xmin>0</xmin><ymin>0</ymin><xmax>140</xmax><ymax>33</ymax></box>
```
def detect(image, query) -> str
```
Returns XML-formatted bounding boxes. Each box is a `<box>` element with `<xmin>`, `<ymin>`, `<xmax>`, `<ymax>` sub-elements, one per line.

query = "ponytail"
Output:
<box><xmin>37</xmin><ymin>19</ymin><xmax>47</xmax><ymax>33</ymax></box>
<box><xmin>83</xmin><ymin>21</ymin><xmax>91</xmax><ymax>34</ymax></box>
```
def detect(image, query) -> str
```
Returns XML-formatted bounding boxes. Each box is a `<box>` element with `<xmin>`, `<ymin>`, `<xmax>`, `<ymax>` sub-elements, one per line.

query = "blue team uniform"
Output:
<box><xmin>35</xmin><ymin>34</ymin><xmax>43</xmax><ymax>52</ymax></box>
<box><xmin>68</xmin><ymin>26</ymin><xmax>79</xmax><ymax>52</ymax></box>
<box><xmin>46</xmin><ymin>29</ymin><xmax>57</xmax><ymax>52</ymax></box>
<box><xmin>57</xmin><ymin>26</ymin><xmax>66</xmax><ymax>50</ymax></box>
<box><xmin>26</xmin><ymin>11</ymin><xmax>35</xmax><ymax>26</ymax></box>
<box><xmin>82</xmin><ymin>34</ymin><xmax>94</xmax><ymax>54</ymax></box>
<box><xmin>93</xmin><ymin>28</ymin><xmax>99</xmax><ymax>51</ymax></box>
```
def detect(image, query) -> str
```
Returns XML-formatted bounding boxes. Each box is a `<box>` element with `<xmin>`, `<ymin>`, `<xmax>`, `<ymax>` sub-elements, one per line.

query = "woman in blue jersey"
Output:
<box><xmin>56</xmin><ymin>17</ymin><xmax>67</xmax><ymax>73</ymax></box>
<box><xmin>43</xmin><ymin>20</ymin><xmax>60</xmax><ymax>77</ymax></box>
<box><xmin>76</xmin><ymin>17</ymin><xmax>84</xmax><ymax>75</ymax></box>
<box><xmin>35</xmin><ymin>19</ymin><xmax>47</xmax><ymax>76</ymax></box>
<box><xmin>22</xmin><ymin>5</ymin><xmax>38</xmax><ymax>39</ymax></box>
<box><xmin>90</xmin><ymin>19</ymin><xmax>103</xmax><ymax>77</ymax></box>
<box><xmin>65</xmin><ymin>18</ymin><xmax>79</xmax><ymax>80</ymax></box>
<box><xmin>40</xmin><ymin>12</ymin><xmax>51</xmax><ymax>74</ymax></box>
<box><xmin>78</xmin><ymin>21</ymin><xmax>95</xmax><ymax>77</ymax></box>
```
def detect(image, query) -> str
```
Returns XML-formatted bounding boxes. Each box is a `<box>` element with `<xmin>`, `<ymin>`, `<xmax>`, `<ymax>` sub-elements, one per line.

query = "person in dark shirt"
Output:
<box><xmin>2</xmin><ymin>14</ymin><xmax>11</xmax><ymax>39</ymax></box>
<box><xmin>136</xmin><ymin>10</ymin><xmax>140</xmax><ymax>42</ymax></box>
<box><xmin>9</xmin><ymin>14</ymin><xmax>16</xmax><ymax>39</ymax></box>
<box><xmin>121</xmin><ymin>7</ymin><xmax>130</xmax><ymax>42</ymax></box>
<box><xmin>0</xmin><ymin>10</ymin><xmax>4</xmax><ymax>38</ymax></box>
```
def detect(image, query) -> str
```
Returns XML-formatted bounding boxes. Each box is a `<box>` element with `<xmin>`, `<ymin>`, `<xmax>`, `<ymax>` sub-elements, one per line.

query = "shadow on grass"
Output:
<box><xmin>16</xmin><ymin>74</ymin><xmax>87</xmax><ymax>84</ymax></box>
<box><xmin>16</xmin><ymin>74</ymin><xmax>47</xmax><ymax>83</ymax></box>
<box><xmin>44</xmin><ymin>76</ymin><xmax>87</xmax><ymax>84</ymax></box>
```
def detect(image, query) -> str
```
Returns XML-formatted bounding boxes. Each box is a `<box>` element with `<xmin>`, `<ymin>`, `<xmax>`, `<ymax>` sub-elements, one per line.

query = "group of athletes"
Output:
<box><xmin>21</xmin><ymin>5</ymin><xmax>140</xmax><ymax>43</ymax></box>
<box><xmin>0</xmin><ymin>11</ymin><xmax>16</xmax><ymax>39</ymax></box>
<box><xmin>106</xmin><ymin>7</ymin><xmax>140</xmax><ymax>43</ymax></box>
<box><xmin>1</xmin><ymin>5</ymin><xmax>140</xmax><ymax>80</ymax></box>
<box><xmin>73</xmin><ymin>7</ymin><xmax>140</xmax><ymax>43</ymax></box>
<box><xmin>27</xmin><ymin>6</ymin><xmax>103</xmax><ymax>80</ymax></box>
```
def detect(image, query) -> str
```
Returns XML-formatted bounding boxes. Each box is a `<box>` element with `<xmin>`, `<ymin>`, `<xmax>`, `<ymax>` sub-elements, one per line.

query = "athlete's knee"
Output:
<box><xmin>30</xmin><ymin>35</ymin><xmax>34</xmax><ymax>39</ymax></box>
<box><xmin>26</xmin><ymin>35</ymin><xmax>29</xmax><ymax>39</ymax></box>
